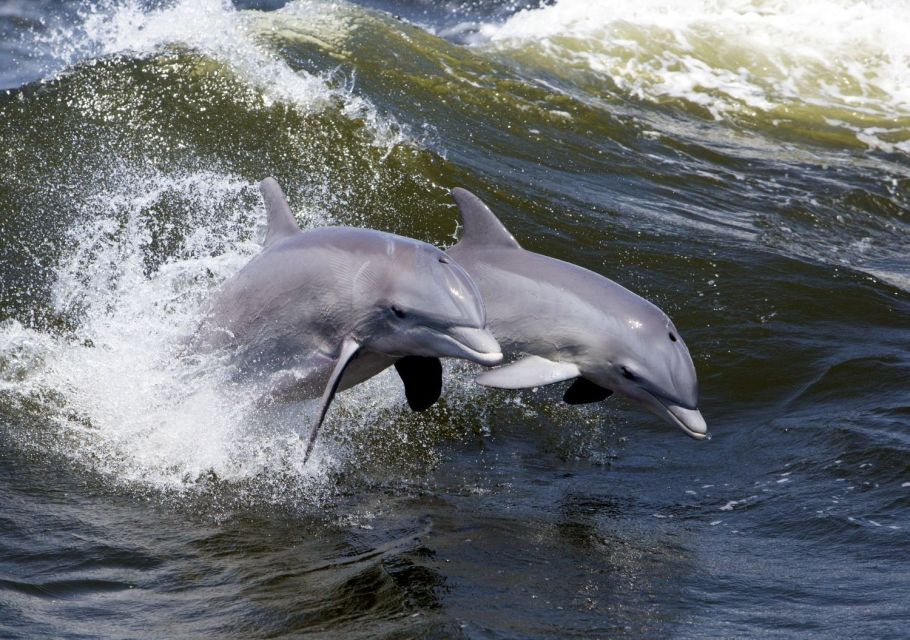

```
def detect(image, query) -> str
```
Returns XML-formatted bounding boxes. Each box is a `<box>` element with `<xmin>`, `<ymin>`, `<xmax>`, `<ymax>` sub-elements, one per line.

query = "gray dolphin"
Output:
<box><xmin>446</xmin><ymin>187</ymin><xmax>707</xmax><ymax>440</ymax></box>
<box><xmin>193</xmin><ymin>178</ymin><xmax>502</xmax><ymax>461</ymax></box>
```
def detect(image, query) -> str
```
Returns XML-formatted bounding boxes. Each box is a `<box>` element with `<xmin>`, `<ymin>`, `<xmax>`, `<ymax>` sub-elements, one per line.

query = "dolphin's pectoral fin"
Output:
<box><xmin>563</xmin><ymin>378</ymin><xmax>613</xmax><ymax>405</ymax></box>
<box><xmin>475</xmin><ymin>355</ymin><xmax>580</xmax><ymax>389</ymax></box>
<box><xmin>302</xmin><ymin>337</ymin><xmax>360</xmax><ymax>464</ymax></box>
<box><xmin>394</xmin><ymin>356</ymin><xmax>442</xmax><ymax>411</ymax></box>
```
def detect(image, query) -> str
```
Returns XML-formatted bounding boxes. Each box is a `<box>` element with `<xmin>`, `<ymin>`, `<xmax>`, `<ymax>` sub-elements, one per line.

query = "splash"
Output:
<box><xmin>0</xmin><ymin>168</ymin><xmax>336</xmax><ymax>499</ymax></box>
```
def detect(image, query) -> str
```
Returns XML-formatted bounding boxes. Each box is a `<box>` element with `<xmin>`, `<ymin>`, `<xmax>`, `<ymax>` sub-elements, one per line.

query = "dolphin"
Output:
<box><xmin>445</xmin><ymin>187</ymin><xmax>707</xmax><ymax>440</ymax></box>
<box><xmin>192</xmin><ymin>178</ymin><xmax>502</xmax><ymax>461</ymax></box>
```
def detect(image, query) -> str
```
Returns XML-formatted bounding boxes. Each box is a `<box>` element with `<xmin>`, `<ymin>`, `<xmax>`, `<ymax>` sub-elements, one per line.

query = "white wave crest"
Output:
<box><xmin>477</xmin><ymin>0</ymin><xmax>910</xmax><ymax>149</ymax></box>
<box><xmin>37</xmin><ymin>0</ymin><xmax>410</xmax><ymax>148</ymax></box>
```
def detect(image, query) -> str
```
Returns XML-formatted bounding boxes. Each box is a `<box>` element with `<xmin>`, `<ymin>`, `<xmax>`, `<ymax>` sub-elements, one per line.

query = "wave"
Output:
<box><xmin>34</xmin><ymin>0</ymin><xmax>411</xmax><ymax>149</ymax></box>
<box><xmin>0</xmin><ymin>1</ymin><xmax>480</xmax><ymax>500</ymax></box>
<box><xmin>474</xmin><ymin>0</ymin><xmax>910</xmax><ymax>151</ymax></box>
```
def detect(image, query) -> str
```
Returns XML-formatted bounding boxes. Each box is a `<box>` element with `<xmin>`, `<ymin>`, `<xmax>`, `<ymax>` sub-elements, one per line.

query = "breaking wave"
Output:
<box><xmin>36</xmin><ymin>0</ymin><xmax>411</xmax><ymax>148</ymax></box>
<box><xmin>475</xmin><ymin>0</ymin><xmax>910</xmax><ymax>151</ymax></box>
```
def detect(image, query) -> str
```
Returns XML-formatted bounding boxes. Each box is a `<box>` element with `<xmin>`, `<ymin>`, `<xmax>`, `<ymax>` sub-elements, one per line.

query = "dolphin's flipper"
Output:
<box><xmin>476</xmin><ymin>355</ymin><xmax>580</xmax><ymax>389</ymax></box>
<box><xmin>394</xmin><ymin>356</ymin><xmax>442</xmax><ymax>411</ymax></box>
<box><xmin>563</xmin><ymin>378</ymin><xmax>613</xmax><ymax>405</ymax></box>
<box><xmin>302</xmin><ymin>337</ymin><xmax>360</xmax><ymax>463</ymax></box>
<box><xmin>451</xmin><ymin>188</ymin><xmax>521</xmax><ymax>250</ymax></box>
<box><xmin>260</xmin><ymin>177</ymin><xmax>301</xmax><ymax>248</ymax></box>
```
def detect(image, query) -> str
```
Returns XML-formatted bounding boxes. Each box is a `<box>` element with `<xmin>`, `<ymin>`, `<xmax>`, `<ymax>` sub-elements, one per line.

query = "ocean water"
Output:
<box><xmin>1</xmin><ymin>0</ymin><xmax>908</xmax><ymax>637</ymax></box>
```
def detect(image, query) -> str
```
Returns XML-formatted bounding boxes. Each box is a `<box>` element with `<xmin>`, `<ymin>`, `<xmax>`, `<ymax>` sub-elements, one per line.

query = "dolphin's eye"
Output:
<box><xmin>669</xmin><ymin>332</ymin><xmax>677</xmax><ymax>342</ymax></box>
<box><xmin>620</xmin><ymin>366</ymin><xmax>637</xmax><ymax>381</ymax></box>
<box><xmin>391</xmin><ymin>305</ymin><xmax>407</xmax><ymax>318</ymax></box>
<box><xmin>438</xmin><ymin>256</ymin><xmax>450</xmax><ymax>264</ymax></box>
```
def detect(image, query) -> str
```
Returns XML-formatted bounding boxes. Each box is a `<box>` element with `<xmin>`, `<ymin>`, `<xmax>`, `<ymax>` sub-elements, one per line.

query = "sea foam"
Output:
<box><xmin>36</xmin><ymin>0</ymin><xmax>409</xmax><ymax>149</ymax></box>
<box><xmin>475</xmin><ymin>0</ymin><xmax>910</xmax><ymax>151</ymax></box>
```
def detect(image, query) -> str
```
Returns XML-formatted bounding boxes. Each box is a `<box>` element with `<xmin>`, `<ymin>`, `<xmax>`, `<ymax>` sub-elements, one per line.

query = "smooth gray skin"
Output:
<box><xmin>193</xmin><ymin>178</ymin><xmax>502</xmax><ymax>461</ymax></box>
<box><xmin>446</xmin><ymin>188</ymin><xmax>708</xmax><ymax>440</ymax></box>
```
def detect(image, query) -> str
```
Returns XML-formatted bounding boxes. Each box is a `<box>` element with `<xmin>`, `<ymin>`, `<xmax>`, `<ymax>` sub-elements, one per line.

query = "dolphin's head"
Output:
<box><xmin>590</xmin><ymin>298</ymin><xmax>707</xmax><ymax>440</ymax></box>
<box><xmin>354</xmin><ymin>240</ymin><xmax>502</xmax><ymax>366</ymax></box>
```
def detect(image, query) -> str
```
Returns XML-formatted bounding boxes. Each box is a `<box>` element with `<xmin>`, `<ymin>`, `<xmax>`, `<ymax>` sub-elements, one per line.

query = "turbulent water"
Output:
<box><xmin>1</xmin><ymin>0</ymin><xmax>908</xmax><ymax>637</ymax></box>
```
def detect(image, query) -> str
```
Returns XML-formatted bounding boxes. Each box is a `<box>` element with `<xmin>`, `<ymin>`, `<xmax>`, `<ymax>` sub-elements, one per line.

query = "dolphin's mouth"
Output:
<box><xmin>661</xmin><ymin>401</ymin><xmax>710</xmax><ymax>440</ymax></box>
<box><xmin>639</xmin><ymin>390</ymin><xmax>709</xmax><ymax>440</ymax></box>
<box><xmin>406</xmin><ymin>325</ymin><xmax>502</xmax><ymax>367</ymax></box>
<box><xmin>440</xmin><ymin>326</ymin><xmax>503</xmax><ymax>366</ymax></box>
<box><xmin>456</xmin><ymin>346</ymin><xmax>503</xmax><ymax>366</ymax></box>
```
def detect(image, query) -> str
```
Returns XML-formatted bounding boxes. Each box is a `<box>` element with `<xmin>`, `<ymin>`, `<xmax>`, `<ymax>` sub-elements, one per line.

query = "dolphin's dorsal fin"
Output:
<box><xmin>451</xmin><ymin>188</ymin><xmax>521</xmax><ymax>250</ymax></box>
<box><xmin>260</xmin><ymin>177</ymin><xmax>301</xmax><ymax>248</ymax></box>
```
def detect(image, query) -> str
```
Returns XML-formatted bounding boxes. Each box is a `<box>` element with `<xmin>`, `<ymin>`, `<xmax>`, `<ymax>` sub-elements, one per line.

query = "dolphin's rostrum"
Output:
<box><xmin>193</xmin><ymin>178</ymin><xmax>502</xmax><ymax>462</ymax></box>
<box><xmin>446</xmin><ymin>187</ymin><xmax>708</xmax><ymax>440</ymax></box>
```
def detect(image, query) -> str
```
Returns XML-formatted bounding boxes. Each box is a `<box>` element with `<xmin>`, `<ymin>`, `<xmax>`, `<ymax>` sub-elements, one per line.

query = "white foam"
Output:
<box><xmin>476</xmin><ymin>0</ymin><xmax>910</xmax><ymax>146</ymax></box>
<box><xmin>37</xmin><ymin>0</ymin><xmax>409</xmax><ymax>148</ymax></box>
<box><xmin>719</xmin><ymin>495</ymin><xmax>758</xmax><ymax>511</ymax></box>
<box><xmin>38</xmin><ymin>0</ymin><xmax>320</xmax><ymax>108</ymax></box>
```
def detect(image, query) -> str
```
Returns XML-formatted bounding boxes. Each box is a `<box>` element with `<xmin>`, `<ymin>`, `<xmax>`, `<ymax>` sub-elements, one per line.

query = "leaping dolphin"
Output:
<box><xmin>446</xmin><ymin>187</ymin><xmax>707</xmax><ymax>440</ymax></box>
<box><xmin>192</xmin><ymin>178</ymin><xmax>502</xmax><ymax>461</ymax></box>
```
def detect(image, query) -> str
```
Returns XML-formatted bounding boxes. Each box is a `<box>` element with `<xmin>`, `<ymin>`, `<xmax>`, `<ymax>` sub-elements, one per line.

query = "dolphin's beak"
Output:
<box><xmin>636</xmin><ymin>390</ymin><xmax>709</xmax><ymax>440</ymax></box>
<box><xmin>662</xmin><ymin>403</ymin><xmax>709</xmax><ymax>440</ymax></box>
<box><xmin>440</xmin><ymin>326</ymin><xmax>503</xmax><ymax>366</ymax></box>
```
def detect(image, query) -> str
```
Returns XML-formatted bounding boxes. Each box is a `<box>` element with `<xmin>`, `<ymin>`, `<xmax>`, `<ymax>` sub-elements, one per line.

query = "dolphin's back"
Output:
<box><xmin>449</xmin><ymin>242</ymin><xmax>652</xmax><ymax>356</ymax></box>
<box><xmin>446</xmin><ymin>188</ymin><xmax>668</xmax><ymax>360</ymax></box>
<box><xmin>197</xmin><ymin>228</ymin><xmax>410</xmax><ymax>368</ymax></box>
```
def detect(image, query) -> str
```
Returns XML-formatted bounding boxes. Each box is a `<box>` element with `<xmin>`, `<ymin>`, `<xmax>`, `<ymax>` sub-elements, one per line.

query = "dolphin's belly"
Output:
<box><xmin>231</xmin><ymin>333</ymin><xmax>326</xmax><ymax>376</ymax></box>
<box><xmin>243</xmin><ymin>348</ymin><xmax>394</xmax><ymax>405</ymax></box>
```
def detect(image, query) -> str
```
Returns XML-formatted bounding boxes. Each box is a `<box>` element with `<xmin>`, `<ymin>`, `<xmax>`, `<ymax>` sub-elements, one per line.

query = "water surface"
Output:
<box><xmin>1</xmin><ymin>0</ymin><xmax>909</xmax><ymax>637</ymax></box>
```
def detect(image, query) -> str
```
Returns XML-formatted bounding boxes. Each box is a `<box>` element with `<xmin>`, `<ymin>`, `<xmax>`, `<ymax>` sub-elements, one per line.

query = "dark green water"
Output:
<box><xmin>1</xmin><ymin>0</ymin><xmax>909</xmax><ymax>637</ymax></box>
